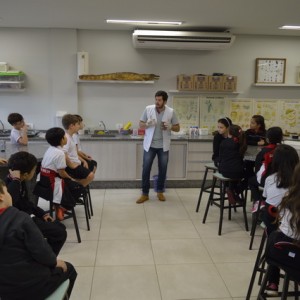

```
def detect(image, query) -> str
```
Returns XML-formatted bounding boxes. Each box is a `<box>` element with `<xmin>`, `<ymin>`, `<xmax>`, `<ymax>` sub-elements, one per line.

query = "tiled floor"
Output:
<box><xmin>39</xmin><ymin>188</ymin><xmax>267</xmax><ymax>300</ymax></box>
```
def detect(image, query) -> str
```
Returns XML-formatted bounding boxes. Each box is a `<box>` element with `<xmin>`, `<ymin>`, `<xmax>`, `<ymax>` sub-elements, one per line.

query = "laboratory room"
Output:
<box><xmin>0</xmin><ymin>0</ymin><xmax>300</xmax><ymax>299</ymax></box>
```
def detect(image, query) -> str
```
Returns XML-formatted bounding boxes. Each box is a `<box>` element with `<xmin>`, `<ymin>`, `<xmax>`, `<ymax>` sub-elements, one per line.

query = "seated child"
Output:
<box><xmin>263</xmin><ymin>162</ymin><xmax>300</xmax><ymax>296</ymax></box>
<box><xmin>245</xmin><ymin>114</ymin><xmax>267</xmax><ymax>146</ymax></box>
<box><xmin>73</xmin><ymin>114</ymin><xmax>97</xmax><ymax>173</ymax></box>
<box><xmin>7</xmin><ymin>112</ymin><xmax>28</xmax><ymax>145</ymax></box>
<box><xmin>0</xmin><ymin>179</ymin><xmax>77</xmax><ymax>300</ymax></box>
<box><xmin>37</xmin><ymin>127</ymin><xmax>79</xmax><ymax>221</ymax></box>
<box><xmin>248</xmin><ymin>126</ymin><xmax>283</xmax><ymax>212</ymax></box>
<box><xmin>62</xmin><ymin>114</ymin><xmax>94</xmax><ymax>187</ymax></box>
<box><xmin>5</xmin><ymin>151</ymin><xmax>67</xmax><ymax>256</ymax></box>
<box><xmin>212</xmin><ymin>117</ymin><xmax>232</xmax><ymax>167</ymax></box>
<box><xmin>262</xmin><ymin>144</ymin><xmax>299</xmax><ymax>235</ymax></box>
<box><xmin>218</xmin><ymin>124</ymin><xmax>247</xmax><ymax>204</ymax></box>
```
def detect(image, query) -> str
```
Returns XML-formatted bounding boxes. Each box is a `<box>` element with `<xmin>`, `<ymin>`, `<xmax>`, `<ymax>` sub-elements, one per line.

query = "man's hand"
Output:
<box><xmin>56</xmin><ymin>259</ymin><xmax>67</xmax><ymax>272</ymax></box>
<box><xmin>146</xmin><ymin>119</ymin><xmax>156</xmax><ymax>127</ymax></box>
<box><xmin>161</xmin><ymin>122</ymin><xmax>172</xmax><ymax>131</ymax></box>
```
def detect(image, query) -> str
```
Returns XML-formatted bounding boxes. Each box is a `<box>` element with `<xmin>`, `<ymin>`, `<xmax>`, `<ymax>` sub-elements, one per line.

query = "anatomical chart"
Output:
<box><xmin>200</xmin><ymin>96</ymin><xmax>227</xmax><ymax>133</ymax></box>
<box><xmin>279</xmin><ymin>101</ymin><xmax>300</xmax><ymax>134</ymax></box>
<box><xmin>253</xmin><ymin>100</ymin><xmax>278</xmax><ymax>128</ymax></box>
<box><xmin>172</xmin><ymin>96</ymin><xmax>199</xmax><ymax>130</ymax></box>
<box><xmin>229</xmin><ymin>99</ymin><xmax>253</xmax><ymax>129</ymax></box>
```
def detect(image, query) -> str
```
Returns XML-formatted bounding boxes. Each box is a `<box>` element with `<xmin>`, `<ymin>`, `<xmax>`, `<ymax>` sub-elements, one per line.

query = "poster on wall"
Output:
<box><xmin>278</xmin><ymin>100</ymin><xmax>300</xmax><ymax>134</ymax></box>
<box><xmin>199</xmin><ymin>96</ymin><xmax>228</xmax><ymax>133</ymax></box>
<box><xmin>229</xmin><ymin>99</ymin><xmax>253</xmax><ymax>130</ymax></box>
<box><xmin>253</xmin><ymin>100</ymin><xmax>278</xmax><ymax>128</ymax></box>
<box><xmin>172</xmin><ymin>96</ymin><xmax>199</xmax><ymax>131</ymax></box>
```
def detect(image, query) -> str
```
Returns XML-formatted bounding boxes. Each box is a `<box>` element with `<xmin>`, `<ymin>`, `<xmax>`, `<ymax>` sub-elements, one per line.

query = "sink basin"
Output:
<box><xmin>91</xmin><ymin>134</ymin><xmax>116</xmax><ymax>138</ymax></box>
<box><xmin>0</xmin><ymin>131</ymin><xmax>10</xmax><ymax>137</ymax></box>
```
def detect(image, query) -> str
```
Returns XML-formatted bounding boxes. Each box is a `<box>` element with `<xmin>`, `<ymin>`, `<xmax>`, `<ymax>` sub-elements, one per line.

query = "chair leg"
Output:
<box><xmin>246</xmin><ymin>230</ymin><xmax>267</xmax><ymax>300</ymax></box>
<box><xmin>83</xmin><ymin>193</ymin><xmax>90</xmax><ymax>231</ymax></box>
<box><xmin>242</xmin><ymin>195</ymin><xmax>249</xmax><ymax>232</ymax></box>
<box><xmin>87</xmin><ymin>185</ymin><xmax>93</xmax><ymax>217</ymax></box>
<box><xmin>257</xmin><ymin>263</ymin><xmax>272</xmax><ymax>300</ymax></box>
<box><xmin>71</xmin><ymin>207</ymin><xmax>81</xmax><ymax>243</ymax></box>
<box><xmin>196</xmin><ymin>168</ymin><xmax>209</xmax><ymax>212</ymax></box>
<box><xmin>281</xmin><ymin>273</ymin><xmax>290</xmax><ymax>300</ymax></box>
<box><xmin>202</xmin><ymin>177</ymin><xmax>217</xmax><ymax>224</ymax></box>
<box><xmin>218</xmin><ymin>181</ymin><xmax>225</xmax><ymax>236</ymax></box>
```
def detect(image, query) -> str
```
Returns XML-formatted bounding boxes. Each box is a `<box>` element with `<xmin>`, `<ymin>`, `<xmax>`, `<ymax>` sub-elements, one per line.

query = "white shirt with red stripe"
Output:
<box><xmin>41</xmin><ymin>146</ymin><xmax>66</xmax><ymax>205</ymax></box>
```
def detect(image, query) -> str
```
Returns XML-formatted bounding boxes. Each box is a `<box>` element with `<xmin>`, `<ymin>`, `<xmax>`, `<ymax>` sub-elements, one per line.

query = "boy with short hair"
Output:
<box><xmin>62</xmin><ymin>114</ymin><xmax>94</xmax><ymax>187</ymax></box>
<box><xmin>7</xmin><ymin>112</ymin><xmax>28</xmax><ymax>145</ymax></box>
<box><xmin>0</xmin><ymin>179</ymin><xmax>77</xmax><ymax>300</ymax></box>
<box><xmin>73</xmin><ymin>114</ymin><xmax>97</xmax><ymax>173</ymax></box>
<box><xmin>38</xmin><ymin>127</ymin><xmax>78</xmax><ymax>220</ymax></box>
<box><xmin>5</xmin><ymin>151</ymin><xmax>67</xmax><ymax>256</ymax></box>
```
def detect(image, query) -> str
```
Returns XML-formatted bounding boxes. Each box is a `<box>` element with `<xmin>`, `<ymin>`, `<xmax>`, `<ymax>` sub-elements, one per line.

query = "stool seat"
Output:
<box><xmin>45</xmin><ymin>279</ymin><xmax>69</xmax><ymax>300</ymax></box>
<box><xmin>205</xmin><ymin>162</ymin><xmax>218</xmax><ymax>170</ymax></box>
<box><xmin>213</xmin><ymin>172</ymin><xmax>240</xmax><ymax>181</ymax></box>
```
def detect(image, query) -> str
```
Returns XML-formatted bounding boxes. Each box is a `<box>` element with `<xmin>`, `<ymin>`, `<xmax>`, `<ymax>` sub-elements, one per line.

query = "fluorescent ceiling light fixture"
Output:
<box><xmin>279</xmin><ymin>25</ymin><xmax>300</xmax><ymax>30</ymax></box>
<box><xmin>106</xmin><ymin>19</ymin><xmax>182</xmax><ymax>25</ymax></box>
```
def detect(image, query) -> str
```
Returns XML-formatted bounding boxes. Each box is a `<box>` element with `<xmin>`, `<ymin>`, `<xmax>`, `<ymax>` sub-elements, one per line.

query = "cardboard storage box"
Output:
<box><xmin>177</xmin><ymin>75</ymin><xmax>194</xmax><ymax>91</ymax></box>
<box><xmin>193</xmin><ymin>75</ymin><xmax>209</xmax><ymax>90</ymax></box>
<box><xmin>208</xmin><ymin>75</ymin><xmax>224</xmax><ymax>91</ymax></box>
<box><xmin>223</xmin><ymin>75</ymin><xmax>237</xmax><ymax>91</ymax></box>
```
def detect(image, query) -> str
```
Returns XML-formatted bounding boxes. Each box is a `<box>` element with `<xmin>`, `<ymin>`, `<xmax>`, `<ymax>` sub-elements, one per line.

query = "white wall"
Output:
<box><xmin>1</xmin><ymin>28</ymin><xmax>300</xmax><ymax>130</ymax></box>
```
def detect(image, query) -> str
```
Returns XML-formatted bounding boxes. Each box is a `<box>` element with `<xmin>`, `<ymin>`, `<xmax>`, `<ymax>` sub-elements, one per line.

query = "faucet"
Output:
<box><xmin>99</xmin><ymin>121</ymin><xmax>109</xmax><ymax>133</ymax></box>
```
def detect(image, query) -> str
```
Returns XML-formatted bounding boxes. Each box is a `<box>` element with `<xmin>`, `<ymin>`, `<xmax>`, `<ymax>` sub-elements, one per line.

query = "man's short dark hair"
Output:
<box><xmin>266</xmin><ymin>127</ymin><xmax>283</xmax><ymax>144</ymax></box>
<box><xmin>61</xmin><ymin>114</ymin><xmax>79</xmax><ymax>130</ymax></box>
<box><xmin>46</xmin><ymin>127</ymin><xmax>65</xmax><ymax>147</ymax></box>
<box><xmin>7</xmin><ymin>113</ymin><xmax>24</xmax><ymax>125</ymax></box>
<box><xmin>155</xmin><ymin>90</ymin><xmax>168</xmax><ymax>101</ymax></box>
<box><xmin>8</xmin><ymin>151</ymin><xmax>37</xmax><ymax>175</ymax></box>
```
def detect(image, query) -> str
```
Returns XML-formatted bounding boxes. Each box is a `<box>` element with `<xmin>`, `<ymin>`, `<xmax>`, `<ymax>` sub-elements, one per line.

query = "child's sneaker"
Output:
<box><xmin>265</xmin><ymin>283</ymin><xmax>278</xmax><ymax>296</ymax></box>
<box><xmin>251</xmin><ymin>200</ymin><xmax>266</xmax><ymax>213</ymax></box>
<box><xmin>55</xmin><ymin>205</ymin><xmax>67</xmax><ymax>221</ymax></box>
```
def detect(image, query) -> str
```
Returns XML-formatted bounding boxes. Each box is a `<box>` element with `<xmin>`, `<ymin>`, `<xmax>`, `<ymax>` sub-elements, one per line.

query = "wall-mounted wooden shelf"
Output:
<box><xmin>77</xmin><ymin>80</ymin><xmax>155</xmax><ymax>84</ymax></box>
<box><xmin>169</xmin><ymin>89</ymin><xmax>241</xmax><ymax>95</ymax></box>
<box><xmin>253</xmin><ymin>83</ymin><xmax>300</xmax><ymax>87</ymax></box>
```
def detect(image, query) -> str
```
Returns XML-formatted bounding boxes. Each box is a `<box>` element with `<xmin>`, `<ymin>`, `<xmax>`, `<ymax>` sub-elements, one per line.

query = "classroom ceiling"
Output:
<box><xmin>1</xmin><ymin>0</ymin><xmax>300</xmax><ymax>37</ymax></box>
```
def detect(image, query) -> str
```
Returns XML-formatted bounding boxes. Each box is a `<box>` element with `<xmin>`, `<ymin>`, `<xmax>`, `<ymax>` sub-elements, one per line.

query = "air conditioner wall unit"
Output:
<box><xmin>132</xmin><ymin>30</ymin><xmax>235</xmax><ymax>50</ymax></box>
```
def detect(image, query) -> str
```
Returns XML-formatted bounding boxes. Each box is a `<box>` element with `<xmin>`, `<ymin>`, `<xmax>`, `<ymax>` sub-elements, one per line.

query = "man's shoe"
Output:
<box><xmin>157</xmin><ymin>193</ymin><xmax>166</xmax><ymax>201</ymax></box>
<box><xmin>136</xmin><ymin>195</ymin><xmax>149</xmax><ymax>204</ymax></box>
<box><xmin>55</xmin><ymin>206</ymin><xmax>66</xmax><ymax>221</ymax></box>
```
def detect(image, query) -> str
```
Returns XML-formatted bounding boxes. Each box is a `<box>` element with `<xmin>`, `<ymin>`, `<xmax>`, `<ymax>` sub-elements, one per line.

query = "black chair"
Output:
<box><xmin>86</xmin><ymin>185</ymin><xmax>93</xmax><ymax>217</ymax></box>
<box><xmin>34</xmin><ymin>180</ymin><xmax>83</xmax><ymax>243</ymax></box>
<box><xmin>246</xmin><ymin>229</ymin><xmax>268</xmax><ymax>300</ymax></box>
<box><xmin>202</xmin><ymin>172</ymin><xmax>249</xmax><ymax>235</ymax></box>
<box><xmin>195</xmin><ymin>162</ymin><xmax>218</xmax><ymax>212</ymax></box>
<box><xmin>257</xmin><ymin>234</ymin><xmax>300</xmax><ymax>299</ymax></box>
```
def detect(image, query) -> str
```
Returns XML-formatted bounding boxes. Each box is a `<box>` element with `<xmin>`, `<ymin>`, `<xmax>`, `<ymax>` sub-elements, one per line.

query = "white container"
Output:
<box><xmin>77</xmin><ymin>52</ymin><xmax>89</xmax><ymax>77</ymax></box>
<box><xmin>199</xmin><ymin>128</ymin><xmax>209</xmax><ymax>135</ymax></box>
<box><xmin>0</xmin><ymin>62</ymin><xmax>9</xmax><ymax>72</ymax></box>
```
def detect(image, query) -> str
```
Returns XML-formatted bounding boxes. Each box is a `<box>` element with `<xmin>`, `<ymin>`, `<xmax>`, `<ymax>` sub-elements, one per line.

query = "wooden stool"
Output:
<box><xmin>202</xmin><ymin>172</ymin><xmax>249</xmax><ymax>235</ymax></box>
<box><xmin>195</xmin><ymin>162</ymin><xmax>218</xmax><ymax>212</ymax></box>
<box><xmin>45</xmin><ymin>279</ymin><xmax>70</xmax><ymax>300</ymax></box>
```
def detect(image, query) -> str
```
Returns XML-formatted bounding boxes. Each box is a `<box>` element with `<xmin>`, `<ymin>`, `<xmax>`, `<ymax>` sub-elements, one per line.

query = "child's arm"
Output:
<box><xmin>57</xmin><ymin>168</ymin><xmax>76</xmax><ymax>181</ymax></box>
<box><xmin>18</xmin><ymin>125</ymin><xmax>28</xmax><ymax>145</ymax></box>
<box><xmin>78</xmin><ymin>155</ymin><xmax>89</xmax><ymax>169</ymax></box>
<box><xmin>78</xmin><ymin>150</ymin><xmax>92</xmax><ymax>161</ymax></box>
